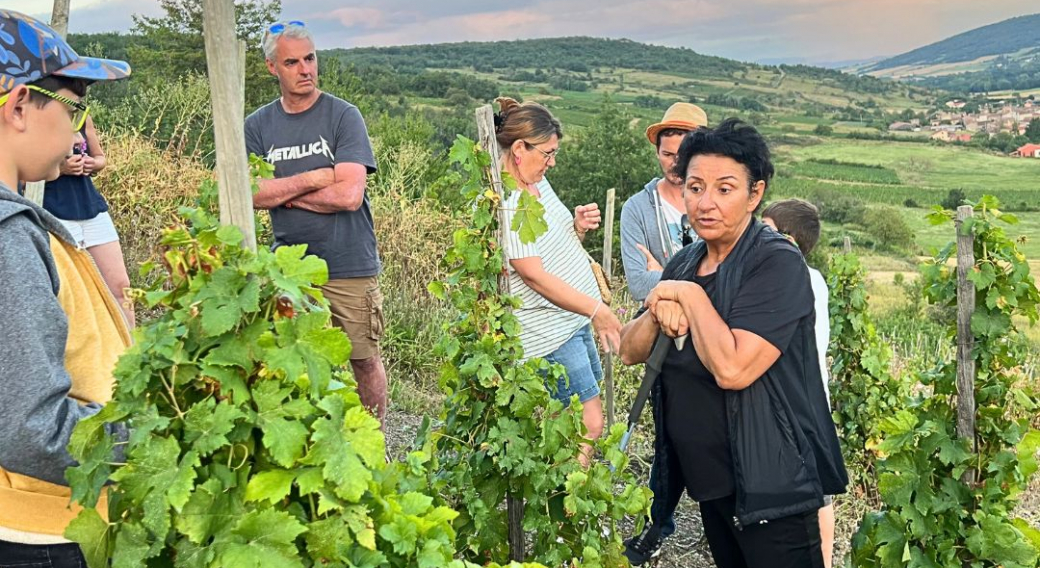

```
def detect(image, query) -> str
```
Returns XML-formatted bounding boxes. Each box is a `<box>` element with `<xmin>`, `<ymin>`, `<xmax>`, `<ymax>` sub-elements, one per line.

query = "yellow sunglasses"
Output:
<box><xmin>0</xmin><ymin>84</ymin><xmax>90</xmax><ymax>132</ymax></box>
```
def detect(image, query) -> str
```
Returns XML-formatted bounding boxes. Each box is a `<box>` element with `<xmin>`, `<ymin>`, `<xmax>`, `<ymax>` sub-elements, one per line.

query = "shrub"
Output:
<box><xmin>93</xmin><ymin>132</ymin><xmax>209</xmax><ymax>287</ymax></box>
<box><xmin>862</xmin><ymin>206</ymin><xmax>915</xmax><ymax>251</ymax></box>
<box><xmin>828</xmin><ymin>253</ymin><xmax>909</xmax><ymax>497</ymax></box>
<box><xmin>852</xmin><ymin>196</ymin><xmax>1040</xmax><ymax>568</ymax></box>
<box><xmin>810</xmin><ymin>188</ymin><xmax>867</xmax><ymax>225</ymax></box>
<box><xmin>940</xmin><ymin>188</ymin><xmax>967</xmax><ymax>211</ymax></box>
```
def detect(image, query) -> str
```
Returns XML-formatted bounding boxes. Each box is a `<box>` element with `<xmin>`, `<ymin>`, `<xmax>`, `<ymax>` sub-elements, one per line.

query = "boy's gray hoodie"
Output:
<box><xmin>620</xmin><ymin>178</ymin><xmax>694</xmax><ymax>301</ymax></box>
<box><xmin>0</xmin><ymin>186</ymin><xmax>114</xmax><ymax>486</ymax></box>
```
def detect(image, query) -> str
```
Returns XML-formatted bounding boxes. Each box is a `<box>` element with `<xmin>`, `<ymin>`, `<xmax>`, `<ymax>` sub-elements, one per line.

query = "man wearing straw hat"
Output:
<box><xmin>621</xmin><ymin>103</ymin><xmax>708</xmax><ymax>302</ymax></box>
<box><xmin>620</xmin><ymin>102</ymin><xmax>708</xmax><ymax>564</ymax></box>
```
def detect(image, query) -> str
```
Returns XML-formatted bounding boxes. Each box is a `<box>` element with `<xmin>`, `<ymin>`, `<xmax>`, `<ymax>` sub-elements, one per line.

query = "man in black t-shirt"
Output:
<box><xmin>246</xmin><ymin>21</ymin><xmax>388</xmax><ymax>425</ymax></box>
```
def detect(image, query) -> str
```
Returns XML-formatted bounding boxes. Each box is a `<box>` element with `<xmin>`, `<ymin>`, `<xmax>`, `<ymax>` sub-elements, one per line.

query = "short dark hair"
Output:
<box><xmin>762</xmin><ymin>199</ymin><xmax>821</xmax><ymax>256</ymax></box>
<box><xmin>673</xmin><ymin>118</ymin><xmax>774</xmax><ymax>212</ymax></box>
<box><xmin>27</xmin><ymin>75</ymin><xmax>89</xmax><ymax>107</ymax></box>
<box><xmin>655</xmin><ymin>127</ymin><xmax>689</xmax><ymax>149</ymax></box>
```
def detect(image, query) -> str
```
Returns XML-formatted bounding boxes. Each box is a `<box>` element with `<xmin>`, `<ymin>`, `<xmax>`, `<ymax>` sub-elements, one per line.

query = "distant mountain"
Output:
<box><xmin>761</xmin><ymin>56</ymin><xmax>886</xmax><ymax>69</ymax></box>
<box><xmin>866</xmin><ymin>13</ymin><xmax>1040</xmax><ymax>72</ymax></box>
<box><xmin>814</xmin><ymin>56</ymin><xmax>887</xmax><ymax>70</ymax></box>
<box><xmin>856</xmin><ymin>13</ymin><xmax>1040</xmax><ymax>92</ymax></box>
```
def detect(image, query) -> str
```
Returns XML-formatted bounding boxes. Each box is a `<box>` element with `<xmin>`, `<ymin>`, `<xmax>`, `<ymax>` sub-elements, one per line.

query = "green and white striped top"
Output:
<box><xmin>501</xmin><ymin>178</ymin><xmax>601</xmax><ymax>360</ymax></box>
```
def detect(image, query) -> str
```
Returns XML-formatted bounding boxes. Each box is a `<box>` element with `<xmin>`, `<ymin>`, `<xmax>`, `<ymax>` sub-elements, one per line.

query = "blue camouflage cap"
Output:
<box><xmin>0</xmin><ymin>9</ymin><xmax>130</xmax><ymax>96</ymax></box>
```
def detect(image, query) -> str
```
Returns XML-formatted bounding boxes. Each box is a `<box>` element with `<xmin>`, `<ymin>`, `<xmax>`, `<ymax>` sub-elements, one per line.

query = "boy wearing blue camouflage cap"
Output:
<box><xmin>0</xmin><ymin>10</ymin><xmax>131</xmax><ymax>565</ymax></box>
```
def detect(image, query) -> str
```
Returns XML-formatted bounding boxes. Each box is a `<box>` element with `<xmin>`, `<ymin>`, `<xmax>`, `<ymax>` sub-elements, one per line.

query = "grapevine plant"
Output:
<box><xmin>422</xmin><ymin>137</ymin><xmax>650</xmax><ymax>566</ymax></box>
<box><xmin>851</xmin><ymin>196</ymin><xmax>1040</xmax><ymax>568</ymax></box>
<box><xmin>62</xmin><ymin>183</ymin><xmax>546</xmax><ymax>568</ymax></box>
<box><xmin>828</xmin><ymin>252</ymin><xmax>910</xmax><ymax>500</ymax></box>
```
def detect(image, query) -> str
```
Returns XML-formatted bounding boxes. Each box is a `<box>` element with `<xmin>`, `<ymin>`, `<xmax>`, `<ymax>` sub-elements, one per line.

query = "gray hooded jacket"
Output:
<box><xmin>619</xmin><ymin>179</ymin><xmax>696</xmax><ymax>301</ymax></box>
<box><xmin>0</xmin><ymin>186</ymin><xmax>114</xmax><ymax>486</ymax></box>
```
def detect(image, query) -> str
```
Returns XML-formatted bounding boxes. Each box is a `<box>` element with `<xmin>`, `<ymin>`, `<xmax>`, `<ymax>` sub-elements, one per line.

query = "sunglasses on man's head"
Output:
<box><xmin>268</xmin><ymin>20</ymin><xmax>305</xmax><ymax>34</ymax></box>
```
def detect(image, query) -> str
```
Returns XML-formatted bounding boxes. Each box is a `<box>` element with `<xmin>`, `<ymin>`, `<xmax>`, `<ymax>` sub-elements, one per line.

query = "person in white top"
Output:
<box><xmin>761</xmin><ymin>199</ymin><xmax>834</xmax><ymax>568</ymax></box>
<box><xmin>495</xmin><ymin>97</ymin><xmax>623</xmax><ymax>465</ymax></box>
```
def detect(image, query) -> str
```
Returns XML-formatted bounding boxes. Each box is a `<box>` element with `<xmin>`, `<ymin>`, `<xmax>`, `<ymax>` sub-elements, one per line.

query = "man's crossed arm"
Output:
<box><xmin>253</xmin><ymin>162</ymin><xmax>367</xmax><ymax>213</ymax></box>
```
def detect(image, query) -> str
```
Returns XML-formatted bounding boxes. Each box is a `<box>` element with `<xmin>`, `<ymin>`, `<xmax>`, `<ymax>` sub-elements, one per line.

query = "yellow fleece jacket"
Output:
<box><xmin>0</xmin><ymin>235</ymin><xmax>131</xmax><ymax>536</ymax></box>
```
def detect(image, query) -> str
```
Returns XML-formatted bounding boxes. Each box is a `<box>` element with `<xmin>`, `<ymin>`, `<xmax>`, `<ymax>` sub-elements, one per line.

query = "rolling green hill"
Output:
<box><xmin>867</xmin><ymin>13</ymin><xmax>1040</xmax><ymax>70</ymax></box>
<box><xmin>329</xmin><ymin>36</ymin><xmax>745</xmax><ymax>79</ymax></box>
<box><xmin>854</xmin><ymin>13</ymin><xmax>1040</xmax><ymax>92</ymax></box>
<box><xmin>328</xmin><ymin>36</ymin><xmax>932</xmax><ymax>125</ymax></box>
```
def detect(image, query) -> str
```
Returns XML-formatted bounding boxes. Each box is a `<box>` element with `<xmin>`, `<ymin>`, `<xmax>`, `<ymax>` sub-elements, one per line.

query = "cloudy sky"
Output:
<box><xmin>20</xmin><ymin>0</ymin><xmax>1039</xmax><ymax>64</ymax></box>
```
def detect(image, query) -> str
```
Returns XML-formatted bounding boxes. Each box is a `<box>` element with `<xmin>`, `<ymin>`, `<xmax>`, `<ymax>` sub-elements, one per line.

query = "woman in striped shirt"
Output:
<box><xmin>495</xmin><ymin>97</ymin><xmax>623</xmax><ymax>458</ymax></box>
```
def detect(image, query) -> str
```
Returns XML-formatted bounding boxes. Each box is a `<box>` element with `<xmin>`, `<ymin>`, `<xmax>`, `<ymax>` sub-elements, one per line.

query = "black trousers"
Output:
<box><xmin>699</xmin><ymin>495</ymin><xmax>825</xmax><ymax>568</ymax></box>
<box><xmin>0</xmin><ymin>540</ymin><xmax>85</xmax><ymax>568</ymax></box>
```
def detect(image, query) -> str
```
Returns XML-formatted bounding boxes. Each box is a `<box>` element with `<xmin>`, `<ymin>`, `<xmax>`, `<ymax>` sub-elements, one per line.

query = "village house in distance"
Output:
<box><xmin>895</xmin><ymin>97</ymin><xmax>1040</xmax><ymax>156</ymax></box>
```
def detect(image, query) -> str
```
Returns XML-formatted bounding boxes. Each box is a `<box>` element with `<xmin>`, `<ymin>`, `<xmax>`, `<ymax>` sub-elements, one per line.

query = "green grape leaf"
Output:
<box><xmin>64</xmin><ymin>509</ymin><xmax>112</xmax><ymax>568</ymax></box>
<box><xmin>216</xmin><ymin>224</ymin><xmax>244</xmax><ymax>246</ymax></box>
<box><xmin>294</xmin><ymin>466</ymin><xmax>325</xmax><ymax>496</ymax></box>
<box><xmin>511</xmin><ymin>189</ymin><xmax>548</xmax><ymax>244</ymax></box>
<box><xmin>245</xmin><ymin>469</ymin><xmax>297</xmax><ymax>504</ymax></box>
<box><xmin>175</xmin><ymin>477</ymin><xmax>243</xmax><ymax>545</ymax></box>
<box><xmin>66</xmin><ymin>403</ymin><xmax>123</xmax><ymax>508</ymax></box>
<box><xmin>110</xmin><ymin>435</ymin><xmax>199</xmax><ymax>540</ymax></box>
<box><xmin>305</xmin><ymin>394</ymin><xmax>382</xmax><ymax>502</ymax></box>
<box><xmin>378</xmin><ymin>517</ymin><xmax>419</xmax><ymax>556</ymax></box>
<box><xmin>183</xmin><ymin>397</ymin><xmax>246</xmax><ymax>456</ymax></box>
<box><xmin>254</xmin><ymin>380</ymin><xmax>311</xmax><ymax>467</ymax></box>
<box><xmin>260</xmin><ymin>311</ymin><xmax>351</xmax><ymax>396</ymax></box>
<box><xmin>217</xmin><ymin>509</ymin><xmax>308</xmax><ymax>568</ymax></box>
<box><xmin>194</xmin><ymin>268</ymin><xmax>261</xmax><ymax>336</ymax></box>
<box><xmin>173</xmin><ymin>537</ymin><xmax>216</xmax><ymax>568</ymax></box>
<box><xmin>273</xmin><ymin>244</ymin><xmax>329</xmax><ymax>292</ymax></box>
<box><xmin>305</xmin><ymin>517</ymin><xmax>355</xmax><ymax>562</ymax></box>
<box><xmin>111</xmin><ymin>522</ymin><xmax>152</xmax><ymax>568</ymax></box>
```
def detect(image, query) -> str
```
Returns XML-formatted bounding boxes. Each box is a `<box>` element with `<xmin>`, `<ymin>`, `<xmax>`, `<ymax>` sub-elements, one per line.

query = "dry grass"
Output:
<box><xmin>368</xmin><ymin>138</ymin><xmax>462</xmax><ymax>413</ymax></box>
<box><xmin>94</xmin><ymin>132</ymin><xmax>209</xmax><ymax>287</ymax></box>
<box><xmin>372</xmin><ymin>190</ymin><xmax>460</xmax><ymax>413</ymax></box>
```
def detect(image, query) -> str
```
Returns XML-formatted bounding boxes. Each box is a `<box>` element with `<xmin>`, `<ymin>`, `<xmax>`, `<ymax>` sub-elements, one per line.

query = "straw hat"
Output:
<box><xmin>645</xmin><ymin>103</ymin><xmax>708</xmax><ymax>144</ymax></box>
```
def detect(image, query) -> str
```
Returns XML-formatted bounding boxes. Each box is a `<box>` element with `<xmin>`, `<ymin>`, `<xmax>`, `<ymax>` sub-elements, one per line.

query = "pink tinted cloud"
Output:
<box><xmin>345</xmin><ymin>9</ymin><xmax>551</xmax><ymax>46</ymax></box>
<box><xmin>327</xmin><ymin>7</ymin><xmax>389</xmax><ymax>30</ymax></box>
<box><xmin>331</xmin><ymin>0</ymin><xmax>727</xmax><ymax>47</ymax></box>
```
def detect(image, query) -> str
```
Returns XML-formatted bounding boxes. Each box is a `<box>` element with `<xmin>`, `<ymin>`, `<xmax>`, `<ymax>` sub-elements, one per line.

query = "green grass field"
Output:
<box><xmin>779</xmin><ymin>139</ymin><xmax>1040</xmax><ymax>193</ymax></box>
<box><xmin>787</xmin><ymin>159</ymin><xmax>903</xmax><ymax>184</ymax></box>
<box><xmin>906</xmin><ymin>207</ymin><xmax>1040</xmax><ymax>259</ymax></box>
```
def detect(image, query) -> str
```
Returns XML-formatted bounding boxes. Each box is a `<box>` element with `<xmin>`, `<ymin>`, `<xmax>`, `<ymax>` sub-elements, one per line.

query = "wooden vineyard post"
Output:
<box><xmin>475</xmin><ymin>105</ymin><xmax>524</xmax><ymax>561</ymax></box>
<box><xmin>49</xmin><ymin>0</ymin><xmax>70</xmax><ymax>37</ymax></box>
<box><xmin>22</xmin><ymin>0</ymin><xmax>73</xmax><ymax>205</ymax></box>
<box><xmin>201</xmin><ymin>0</ymin><xmax>256</xmax><ymax>251</ymax></box>
<box><xmin>955</xmin><ymin>205</ymin><xmax>977</xmax><ymax>485</ymax></box>
<box><xmin>601</xmin><ymin>188</ymin><xmax>616</xmax><ymax>428</ymax></box>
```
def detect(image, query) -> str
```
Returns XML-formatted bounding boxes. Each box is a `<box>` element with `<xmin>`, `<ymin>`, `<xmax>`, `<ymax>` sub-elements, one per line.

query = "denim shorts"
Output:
<box><xmin>544</xmin><ymin>324</ymin><xmax>603</xmax><ymax>404</ymax></box>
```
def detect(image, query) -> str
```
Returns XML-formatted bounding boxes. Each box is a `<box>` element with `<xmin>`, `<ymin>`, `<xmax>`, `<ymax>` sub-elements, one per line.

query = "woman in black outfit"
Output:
<box><xmin>618</xmin><ymin>119</ymin><xmax>847</xmax><ymax>568</ymax></box>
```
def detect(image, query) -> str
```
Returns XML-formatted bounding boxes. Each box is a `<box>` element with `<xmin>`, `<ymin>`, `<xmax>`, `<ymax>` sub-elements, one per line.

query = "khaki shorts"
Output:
<box><xmin>322</xmin><ymin>276</ymin><xmax>384</xmax><ymax>361</ymax></box>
